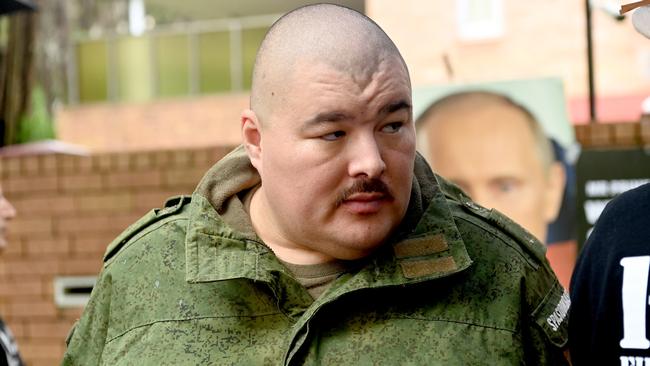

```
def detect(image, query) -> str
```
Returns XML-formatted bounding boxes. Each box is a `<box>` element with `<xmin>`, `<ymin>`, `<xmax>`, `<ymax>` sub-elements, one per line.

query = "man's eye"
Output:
<box><xmin>381</xmin><ymin>122</ymin><xmax>403</xmax><ymax>133</ymax></box>
<box><xmin>321</xmin><ymin>131</ymin><xmax>346</xmax><ymax>141</ymax></box>
<box><xmin>495</xmin><ymin>180</ymin><xmax>518</xmax><ymax>194</ymax></box>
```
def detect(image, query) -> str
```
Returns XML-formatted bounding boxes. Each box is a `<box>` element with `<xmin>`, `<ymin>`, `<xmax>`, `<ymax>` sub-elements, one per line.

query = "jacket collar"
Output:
<box><xmin>185</xmin><ymin>146</ymin><xmax>472</xmax><ymax>287</ymax></box>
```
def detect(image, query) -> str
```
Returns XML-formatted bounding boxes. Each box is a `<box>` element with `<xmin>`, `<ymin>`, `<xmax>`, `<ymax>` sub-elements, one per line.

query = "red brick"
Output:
<box><xmin>171</xmin><ymin>149</ymin><xmax>194</xmax><ymax>166</ymax></box>
<box><xmin>59</xmin><ymin>155</ymin><xmax>78</xmax><ymax>174</ymax></box>
<box><xmin>8</xmin><ymin>299</ymin><xmax>57</xmax><ymax>318</ymax></box>
<box><xmin>133</xmin><ymin>190</ymin><xmax>182</xmax><ymax>211</ymax></box>
<box><xmin>641</xmin><ymin>119</ymin><xmax>650</xmax><ymax>144</ymax></box>
<box><xmin>18</xmin><ymin>339</ymin><xmax>65</xmax><ymax>361</ymax></box>
<box><xmin>21</xmin><ymin>156</ymin><xmax>40</xmax><ymax>176</ymax></box>
<box><xmin>0</xmin><ymin>278</ymin><xmax>42</xmax><ymax>296</ymax></box>
<box><xmin>76</xmin><ymin>156</ymin><xmax>94</xmax><ymax>173</ymax></box>
<box><xmin>75</xmin><ymin>192</ymin><xmax>133</xmax><ymax>212</ymax></box>
<box><xmin>2</xmin><ymin>259</ymin><xmax>60</xmax><ymax>276</ymax></box>
<box><xmin>59</xmin><ymin>307</ymin><xmax>84</xmax><ymax>320</ymax></box>
<box><xmin>612</xmin><ymin>123</ymin><xmax>640</xmax><ymax>146</ymax></box>
<box><xmin>70</xmin><ymin>234</ymin><xmax>113</xmax><ymax>256</ymax></box>
<box><xmin>41</xmin><ymin>277</ymin><xmax>55</xmax><ymax>297</ymax></box>
<box><xmin>6</xmin><ymin>321</ymin><xmax>26</xmax><ymax>338</ymax></box>
<box><xmin>0</xmin><ymin>236</ymin><xmax>23</xmax><ymax>256</ymax></box>
<box><xmin>56</xmin><ymin>215</ymin><xmax>115</xmax><ymax>235</ymax></box>
<box><xmin>25</xmin><ymin>358</ymin><xmax>66</xmax><ymax>366</ymax></box>
<box><xmin>8</xmin><ymin>217</ymin><xmax>54</xmax><ymax>236</ymax></box>
<box><xmin>132</xmin><ymin>152</ymin><xmax>153</xmax><ymax>169</ymax></box>
<box><xmin>193</xmin><ymin>147</ymin><xmax>219</xmax><ymax>165</ymax></box>
<box><xmin>3</xmin><ymin>158</ymin><xmax>21</xmax><ymax>177</ymax></box>
<box><xmin>105</xmin><ymin>170</ymin><xmax>163</xmax><ymax>189</ymax></box>
<box><xmin>59</xmin><ymin>174</ymin><xmax>103</xmax><ymax>191</ymax></box>
<box><xmin>26</xmin><ymin>321</ymin><xmax>73</xmax><ymax>339</ymax></box>
<box><xmin>57</xmin><ymin>213</ymin><xmax>140</xmax><ymax>236</ymax></box>
<box><xmin>24</xmin><ymin>237</ymin><xmax>71</xmax><ymax>256</ymax></box>
<box><xmin>4</xmin><ymin>176</ymin><xmax>58</xmax><ymax>193</ymax></box>
<box><xmin>58</xmin><ymin>257</ymin><xmax>103</xmax><ymax>275</ymax></box>
<box><xmin>112</xmin><ymin>213</ymin><xmax>145</xmax><ymax>231</ymax></box>
<box><xmin>153</xmin><ymin>150</ymin><xmax>173</xmax><ymax>167</ymax></box>
<box><xmin>40</xmin><ymin>154</ymin><xmax>58</xmax><ymax>173</ymax></box>
<box><xmin>114</xmin><ymin>153</ymin><xmax>131</xmax><ymax>171</ymax></box>
<box><xmin>164</xmin><ymin>167</ymin><xmax>205</xmax><ymax>187</ymax></box>
<box><xmin>13</xmin><ymin>195</ymin><xmax>76</xmax><ymax>215</ymax></box>
<box><xmin>93</xmin><ymin>154</ymin><xmax>113</xmax><ymax>172</ymax></box>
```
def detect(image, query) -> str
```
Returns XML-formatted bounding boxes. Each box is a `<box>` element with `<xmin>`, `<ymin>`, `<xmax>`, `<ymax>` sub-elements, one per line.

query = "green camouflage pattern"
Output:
<box><xmin>62</xmin><ymin>147</ymin><xmax>568</xmax><ymax>365</ymax></box>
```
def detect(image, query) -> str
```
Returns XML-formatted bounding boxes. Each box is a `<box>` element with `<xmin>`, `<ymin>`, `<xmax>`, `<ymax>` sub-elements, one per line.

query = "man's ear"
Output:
<box><xmin>241</xmin><ymin>109</ymin><xmax>263</xmax><ymax>172</ymax></box>
<box><xmin>544</xmin><ymin>161</ymin><xmax>566</xmax><ymax>223</ymax></box>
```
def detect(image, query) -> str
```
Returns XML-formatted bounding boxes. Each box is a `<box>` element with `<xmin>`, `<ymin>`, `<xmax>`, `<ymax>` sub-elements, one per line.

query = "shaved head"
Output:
<box><xmin>250</xmin><ymin>4</ymin><xmax>409</xmax><ymax>122</ymax></box>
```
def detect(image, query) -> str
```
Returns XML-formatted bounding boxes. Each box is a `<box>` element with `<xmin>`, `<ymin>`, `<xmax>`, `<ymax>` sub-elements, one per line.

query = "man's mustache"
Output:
<box><xmin>336</xmin><ymin>178</ymin><xmax>393</xmax><ymax>207</ymax></box>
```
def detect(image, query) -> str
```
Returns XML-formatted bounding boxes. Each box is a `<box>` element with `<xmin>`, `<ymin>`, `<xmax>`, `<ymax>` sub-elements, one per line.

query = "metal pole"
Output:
<box><xmin>586</xmin><ymin>0</ymin><xmax>597</xmax><ymax>123</ymax></box>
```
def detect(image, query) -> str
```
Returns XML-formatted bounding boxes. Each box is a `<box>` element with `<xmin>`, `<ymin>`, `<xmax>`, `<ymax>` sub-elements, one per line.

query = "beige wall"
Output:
<box><xmin>367</xmin><ymin>0</ymin><xmax>650</xmax><ymax>100</ymax></box>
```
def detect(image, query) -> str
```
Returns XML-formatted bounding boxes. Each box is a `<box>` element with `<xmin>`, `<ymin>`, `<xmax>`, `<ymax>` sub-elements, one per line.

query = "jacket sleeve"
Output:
<box><xmin>61</xmin><ymin>269</ymin><xmax>113</xmax><ymax>366</ymax></box>
<box><xmin>524</xmin><ymin>261</ymin><xmax>570</xmax><ymax>365</ymax></box>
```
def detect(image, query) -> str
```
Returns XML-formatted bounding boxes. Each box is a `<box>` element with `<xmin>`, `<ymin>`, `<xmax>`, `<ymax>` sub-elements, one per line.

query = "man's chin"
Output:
<box><xmin>328</xmin><ymin>234</ymin><xmax>390</xmax><ymax>259</ymax></box>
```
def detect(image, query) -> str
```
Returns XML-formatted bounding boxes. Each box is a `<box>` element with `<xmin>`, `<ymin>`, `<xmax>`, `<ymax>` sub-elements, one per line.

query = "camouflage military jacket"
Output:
<box><xmin>62</xmin><ymin>147</ymin><xmax>569</xmax><ymax>365</ymax></box>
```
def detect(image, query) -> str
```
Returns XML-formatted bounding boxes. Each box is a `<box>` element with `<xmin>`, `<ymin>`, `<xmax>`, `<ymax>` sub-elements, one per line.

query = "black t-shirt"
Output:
<box><xmin>0</xmin><ymin>317</ymin><xmax>23</xmax><ymax>366</ymax></box>
<box><xmin>569</xmin><ymin>183</ymin><xmax>650</xmax><ymax>365</ymax></box>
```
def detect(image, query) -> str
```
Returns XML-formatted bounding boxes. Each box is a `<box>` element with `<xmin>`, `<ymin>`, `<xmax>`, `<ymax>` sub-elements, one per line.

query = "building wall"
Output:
<box><xmin>0</xmin><ymin>146</ymin><xmax>233</xmax><ymax>365</ymax></box>
<box><xmin>56</xmin><ymin>93</ymin><xmax>247</xmax><ymax>153</ymax></box>
<box><xmin>367</xmin><ymin>0</ymin><xmax>650</xmax><ymax>115</ymax></box>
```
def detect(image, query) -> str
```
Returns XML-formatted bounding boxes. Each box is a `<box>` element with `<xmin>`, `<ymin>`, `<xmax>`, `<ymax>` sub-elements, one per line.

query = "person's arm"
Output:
<box><xmin>61</xmin><ymin>270</ymin><xmax>113</xmax><ymax>365</ymax></box>
<box><xmin>524</xmin><ymin>263</ymin><xmax>571</xmax><ymax>365</ymax></box>
<box><xmin>0</xmin><ymin>318</ymin><xmax>25</xmax><ymax>366</ymax></box>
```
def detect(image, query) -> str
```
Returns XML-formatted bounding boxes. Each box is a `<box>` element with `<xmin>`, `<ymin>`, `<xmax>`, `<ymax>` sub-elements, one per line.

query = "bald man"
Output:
<box><xmin>63</xmin><ymin>5</ymin><xmax>568</xmax><ymax>364</ymax></box>
<box><xmin>417</xmin><ymin>91</ymin><xmax>576</xmax><ymax>288</ymax></box>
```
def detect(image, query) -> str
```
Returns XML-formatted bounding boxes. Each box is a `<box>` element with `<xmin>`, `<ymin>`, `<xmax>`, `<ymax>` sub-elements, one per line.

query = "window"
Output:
<box><xmin>456</xmin><ymin>0</ymin><xmax>504</xmax><ymax>41</ymax></box>
<box><xmin>54</xmin><ymin>276</ymin><xmax>97</xmax><ymax>308</ymax></box>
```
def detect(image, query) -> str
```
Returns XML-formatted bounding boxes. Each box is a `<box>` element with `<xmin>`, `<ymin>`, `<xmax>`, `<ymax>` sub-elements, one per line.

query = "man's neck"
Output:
<box><xmin>249</xmin><ymin>187</ymin><xmax>334</xmax><ymax>265</ymax></box>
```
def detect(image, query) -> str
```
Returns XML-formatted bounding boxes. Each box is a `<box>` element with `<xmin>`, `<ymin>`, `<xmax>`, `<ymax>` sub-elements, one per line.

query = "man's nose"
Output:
<box><xmin>347</xmin><ymin>136</ymin><xmax>386</xmax><ymax>179</ymax></box>
<box><xmin>0</xmin><ymin>197</ymin><xmax>16</xmax><ymax>220</ymax></box>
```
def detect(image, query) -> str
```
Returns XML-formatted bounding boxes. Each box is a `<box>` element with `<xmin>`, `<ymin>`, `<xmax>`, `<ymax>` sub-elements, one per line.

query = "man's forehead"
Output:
<box><xmin>277</xmin><ymin>57</ymin><xmax>410</xmax><ymax>113</ymax></box>
<box><xmin>428</xmin><ymin>106</ymin><xmax>532</xmax><ymax>144</ymax></box>
<box><xmin>291</xmin><ymin>54</ymin><xmax>409</xmax><ymax>86</ymax></box>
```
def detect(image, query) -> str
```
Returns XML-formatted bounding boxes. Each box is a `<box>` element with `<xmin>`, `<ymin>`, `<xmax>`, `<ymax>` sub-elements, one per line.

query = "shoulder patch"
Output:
<box><xmin>532</xmin><ymin>283</ymin><xmax>570</xmax><ymax>347</ymax></box>
<box><xmin>103</xmin><ymin>195</ymin><xmax>191</xmax><ymax>263</ymax></box>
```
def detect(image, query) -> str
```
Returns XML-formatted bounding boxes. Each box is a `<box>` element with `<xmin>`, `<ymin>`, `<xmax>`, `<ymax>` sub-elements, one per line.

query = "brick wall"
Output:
<box><xmin>0</xmin><ymin>145</ymin><xmax>234</xmax><ymax>366</ymax></box>
<box><xmin>574</xmin><ymin>120</ymin><xmax>650</xmax><ymax>148</ymax></box>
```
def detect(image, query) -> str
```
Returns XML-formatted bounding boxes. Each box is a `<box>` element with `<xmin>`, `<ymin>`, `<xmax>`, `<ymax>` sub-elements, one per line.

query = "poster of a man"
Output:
<box><xmin>416</xmin><ymin>90</ymin><xmax>576</xmax><ymax>288</ymax></box>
